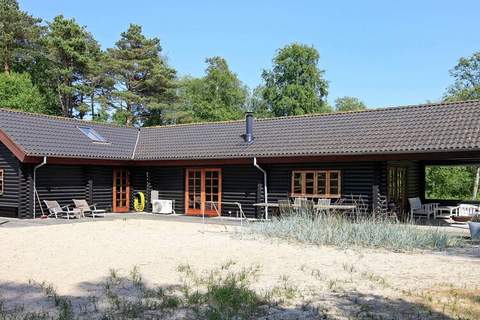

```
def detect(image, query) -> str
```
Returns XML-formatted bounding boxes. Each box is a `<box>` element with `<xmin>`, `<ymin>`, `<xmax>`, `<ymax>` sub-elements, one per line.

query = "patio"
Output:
<box><xmin>0</xmin><ymin>211</ymin><xmax>470</xmax><ymax>237</ymax></box>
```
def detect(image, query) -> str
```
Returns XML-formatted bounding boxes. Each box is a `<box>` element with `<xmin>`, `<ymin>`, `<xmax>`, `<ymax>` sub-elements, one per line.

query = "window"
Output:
<box><xmin>0</xmin><ymin>169</ymin><xmax>3</xmax><ymax>195</ymax></box>
<box><xmin>291</xmin><ymin>170</ymin><xmax>341</xmax><ymax>198</ymax></box>
<box><xmin>78</xmin><ymin>126</ymin><xmax>107</xmax><ymax>142</ymax></box>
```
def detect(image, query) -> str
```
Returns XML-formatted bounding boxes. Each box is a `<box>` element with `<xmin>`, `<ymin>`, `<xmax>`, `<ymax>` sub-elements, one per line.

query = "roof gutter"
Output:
<box><xmin>33</xmin><ymin>156</ymin><xmax>47</xmax><ymax>219</ymax></box>
<box><xmin>253</xmin><ymin>157</ymin><xmax>268</xmax><ymax>218</ymax></box>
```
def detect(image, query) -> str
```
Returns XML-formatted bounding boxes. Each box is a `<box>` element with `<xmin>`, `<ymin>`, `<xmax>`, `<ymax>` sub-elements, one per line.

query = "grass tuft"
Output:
<box><xmin>247</xmin><ymin>213</ymin><xmax>465</xmax><ymax>251</ymax></box>
<box><xmin>178</xmin><ymin>261</ymin><xmax>265</xmax><ymax>319</ymax></box>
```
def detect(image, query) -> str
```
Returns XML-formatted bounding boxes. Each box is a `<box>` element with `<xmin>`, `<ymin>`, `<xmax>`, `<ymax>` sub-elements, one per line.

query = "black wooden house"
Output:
<box><xmin>1</xmin><ymin>100</ymin><xmax>480</xmax><ymax>219</ymax></box>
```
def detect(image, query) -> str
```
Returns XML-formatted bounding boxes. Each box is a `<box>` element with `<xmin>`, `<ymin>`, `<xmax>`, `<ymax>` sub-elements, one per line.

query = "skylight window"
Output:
<box><xmin>78</xmin><ymin>126</ymin><xmax>107</xmax><ymax>142</ymax></box>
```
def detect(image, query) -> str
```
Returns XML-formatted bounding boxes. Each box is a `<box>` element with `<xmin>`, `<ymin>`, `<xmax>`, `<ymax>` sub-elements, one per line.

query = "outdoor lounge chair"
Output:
<box><xmin>44</xmin><ymin>200</ymin><xmax>77</xmax><ymax>219</ymax></box>
<box><xmin>408</xmin><ymin>197</ymin><xmax>438</xmax><ymax>219</ymax></box>
<box><xmin>73</xmin><ymin>199</ymin><xmax>106</xmax><ymax>218</ymax></box>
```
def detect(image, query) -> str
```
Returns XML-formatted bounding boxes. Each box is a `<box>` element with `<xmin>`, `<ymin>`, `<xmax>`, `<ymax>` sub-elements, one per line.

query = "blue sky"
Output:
<box><xmin>20</xmin><ymin>0</ymin><xmax>479</xmax><ymax>108</ymax></box>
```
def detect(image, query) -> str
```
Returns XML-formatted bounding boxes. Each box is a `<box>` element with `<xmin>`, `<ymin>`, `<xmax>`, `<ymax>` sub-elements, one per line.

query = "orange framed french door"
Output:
<box><xmin>113</xmin><ymin>168</ymin><xmax>130</xmax><ymax>213</ymax></box>
<box><xmin>185</xmin><ymin>168</ymin><xmax>222</xmax><ymax>216</ymax></box>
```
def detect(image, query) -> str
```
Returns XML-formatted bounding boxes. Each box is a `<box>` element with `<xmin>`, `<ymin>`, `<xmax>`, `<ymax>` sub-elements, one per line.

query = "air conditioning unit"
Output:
<box><xmin>152</xmin><ymin>199</ymin><xmax>173</xmax><ymax>214</ymax></box>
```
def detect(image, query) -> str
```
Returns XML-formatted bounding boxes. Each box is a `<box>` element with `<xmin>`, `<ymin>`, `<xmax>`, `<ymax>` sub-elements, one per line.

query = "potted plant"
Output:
<box><xmin>468</xmin><ymin>214</ymin><xmax>480</xmax><ymax>240</ymax></box>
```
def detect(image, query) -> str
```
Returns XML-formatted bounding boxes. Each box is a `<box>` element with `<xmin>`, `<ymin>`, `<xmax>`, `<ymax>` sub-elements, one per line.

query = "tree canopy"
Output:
<box><xmin>444</xmin><ymin>51</ymin><xmax>480</xmax><ymax>101</ymax></box>
<box><xmin>0</xmin><ymin>0</ymin><xmax>43</xmax><ymax>73</ymax></box>
<box><xmin>261</xmin><ymin>43</ymin><xmax>330</xmax><ymax>117</ymax></box>
<box><xmin>334</xmin><ymin>96</ymin><xmax>367</xmax><ymax>112</ymax></box>
<box><xmin>1</xmin><ymin>0</ymin><xmax>479</xmax><ymax>134</ymax></box>
<box><xmin>43</xmin><ymin>15</ymin><xmax>101</xmax><ymax>118</ymax></box>
<box><xmin>0</xmin><ymin>72</ymin><xmax>46</xmax><ymax>112</ymax></box>
<box><xmin>105</xmin><ymin>24</ymin><xmax>177</xmax><ymax>126</ymax></box>
<box><xmin>425</xmin><ymin>166</ymin><xmax>479</xmax><ymax>200</ymax></box>
<box><xmin>177</xmin><ymin>57</ymin><xmax>248</xmax><ymax>123</ymax></box>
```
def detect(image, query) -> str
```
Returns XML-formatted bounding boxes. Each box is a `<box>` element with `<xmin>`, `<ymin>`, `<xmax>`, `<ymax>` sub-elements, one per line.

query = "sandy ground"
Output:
<box><xmin>1</xmin><ymin>219</ymin><xmax>479</xmax><ymax>319</ymax></box>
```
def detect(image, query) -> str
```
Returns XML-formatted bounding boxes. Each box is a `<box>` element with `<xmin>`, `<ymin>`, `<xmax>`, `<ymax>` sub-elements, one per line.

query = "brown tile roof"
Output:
<box><xmin>134</xmin><ymin>100</ymin><xmax>480</xmax><ymax>160</ymax></box>
<box><xmin>1</xmin><ymin>100</ymin><xmax>480</xmax><ymax>161</ymax></box>
<box><xmin>0</xmin><ymin>108</ymin><xmax>138</xmax><ymax>159</ymax></box>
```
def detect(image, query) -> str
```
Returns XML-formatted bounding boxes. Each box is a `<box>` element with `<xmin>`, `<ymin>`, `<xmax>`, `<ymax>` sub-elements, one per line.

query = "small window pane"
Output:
<box><xmin>305</xmin><ymin>172</ymin><xmax>315</xmax><ymax>194</ymax></box>
<box><xmin>329</xmin><ymin>171</ymin><xmax>341</xmax><ymax>196</ymax></box>
<box><xmin>330</xmin><ymin>171</ymin><xmax>339</xmax><ymax>180</ymax></box>
<box><xmin>293</xmin><ymin>172</ymin><xmax>303</xmax><ymax>194</ymax></box>
<box><xmin>317</xmin><ymin>172</ymin><xmax>327</xmax><ymax>195</ymax></box>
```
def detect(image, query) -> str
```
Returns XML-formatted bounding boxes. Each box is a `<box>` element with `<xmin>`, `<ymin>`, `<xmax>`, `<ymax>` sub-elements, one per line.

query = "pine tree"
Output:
<box><xmin>43</xmin><ymin>15</ymin><xmax>101</xmax><ymax>117</ymax></box>
<box><xmin>0</xmin><ymin>0</ymin><xmax>43</xmax><ymax>73</ymax></box>
<box><xmin>105</xmin><ymin>24</ymin><xmax>177</xmax><ymax>126</ymax></box>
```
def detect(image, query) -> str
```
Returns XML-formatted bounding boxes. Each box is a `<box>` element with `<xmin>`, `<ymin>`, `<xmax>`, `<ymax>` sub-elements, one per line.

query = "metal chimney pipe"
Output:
<box><xmin>244</xmin><ymin>112</ymin><xmax>254</xmax><ymax>143</ymax></box>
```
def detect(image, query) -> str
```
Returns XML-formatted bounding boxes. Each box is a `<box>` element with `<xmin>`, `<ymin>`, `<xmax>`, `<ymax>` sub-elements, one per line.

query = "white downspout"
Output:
<box><xmin>33</xmin><ymin>156</ymin><xmax>47</xmax><ymax>219</ymax></box>
<box><xmin>253</xmin><ymin>157</ymin><xmax>268</xmax><ymax>219</ymax></box>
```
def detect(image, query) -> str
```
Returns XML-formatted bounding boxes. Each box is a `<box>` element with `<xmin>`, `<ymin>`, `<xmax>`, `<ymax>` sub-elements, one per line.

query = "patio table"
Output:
<box><xmin>433</xmin><ymin>206</ymin><xmax>458</xmax><ymax>219</ymax></box>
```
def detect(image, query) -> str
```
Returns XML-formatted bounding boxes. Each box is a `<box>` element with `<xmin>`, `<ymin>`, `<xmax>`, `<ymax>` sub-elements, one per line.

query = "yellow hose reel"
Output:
<box><xmin>133</xmin><ymin>192</ymin><xmax>145</xmax><ymax>212</ymax></box>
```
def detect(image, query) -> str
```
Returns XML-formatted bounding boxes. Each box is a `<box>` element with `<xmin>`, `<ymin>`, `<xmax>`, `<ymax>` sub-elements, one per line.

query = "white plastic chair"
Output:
<box><xmin>409</xmin><ymin>197</ymin><xmax>438</xmax><ymax>219</ymax></box>
<box><xmin>317</xmin><ymin>198</ymin><xmax>331</xmax><ymax>215</ymax></box>
<box><xmin>457</xmin><ymin>204</ymin><xmax>480</xmax><ymax>216</ymax></box>
<box><xmin>293</xmin><ymin>197</ymin><xmax>306</xmax><ymax>206</ymax></box>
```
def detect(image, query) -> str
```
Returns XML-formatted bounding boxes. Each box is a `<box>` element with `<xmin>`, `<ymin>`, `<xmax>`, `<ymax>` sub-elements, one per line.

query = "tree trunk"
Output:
<box><xmin>91</xmin><ymin>93</ymin><xmax>95</xmax><ymax>120</ymax></box>
<box><xmin>473</xmin><ymin>167</ymin><xmax>480</xmax><ymax>200</ymax></box>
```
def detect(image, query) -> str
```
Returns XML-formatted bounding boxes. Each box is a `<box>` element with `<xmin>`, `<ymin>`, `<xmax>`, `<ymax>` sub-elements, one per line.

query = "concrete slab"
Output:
<box><xmin>0</xmin><ymin>212</ymin><xmax>248</xmax><ymax>228</ymax></box>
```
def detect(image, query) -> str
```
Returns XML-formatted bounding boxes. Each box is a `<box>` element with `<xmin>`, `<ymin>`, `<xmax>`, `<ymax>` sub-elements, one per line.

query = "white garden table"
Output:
<box><xmin>433</xmin><ymin>206</ymin><xmax>458</xmax><ymax>219</ymax></box>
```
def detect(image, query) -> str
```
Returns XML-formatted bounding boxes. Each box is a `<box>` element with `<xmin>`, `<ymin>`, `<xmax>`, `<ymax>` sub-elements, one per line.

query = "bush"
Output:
<box><xmin>247</xmin><ymin>213</ymin><xmax>465</xmax><ymax>251</ymax></box>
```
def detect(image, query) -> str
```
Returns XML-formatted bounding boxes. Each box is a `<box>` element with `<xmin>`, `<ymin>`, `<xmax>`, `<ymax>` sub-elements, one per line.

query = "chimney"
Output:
<box><xmin>243</xmin><ymin>112</ymin><xmax>254</xmax><ymax>143</ymax></box>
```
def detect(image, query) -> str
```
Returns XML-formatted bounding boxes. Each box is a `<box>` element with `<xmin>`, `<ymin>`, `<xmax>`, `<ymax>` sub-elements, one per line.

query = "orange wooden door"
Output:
<box><xmin>113</xmin><ymin>169</ymin><xmax>130</xmax><ymax>213</ymax></box>
<box><xmin>185</xmin><ymin>168</ymin><xmax>221</xmax><ymax>216</ymax></box>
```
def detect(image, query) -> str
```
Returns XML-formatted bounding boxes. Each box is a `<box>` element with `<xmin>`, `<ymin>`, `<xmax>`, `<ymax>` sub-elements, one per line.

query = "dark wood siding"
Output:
<box><xmin>0</xmin><ymin>142</ymin><xmax>20</xmax><ymax>217</ymax></box>
<box><xmin>221</xmin><ymin>166</ymin><xmax>261</xmax><ymax>218</ymax></box>
<box><xmin>35</xmin><ymin>165</ymin><xmax>87</xmax><ymax>215</ymax></box>
<box><xmin>131</xmin><ymin>167</ymin><xmax>185</xmax><ymax>214</ymax></box>
<box><xmin>386</xmin><ymin>160</ymin><xmax>421</xmax><ymax>198</ymax></box>
<box><xmin>18</xmin><ymin>164</ymin><xmax>33</xmax><ymax>218</ymax></box>
<box><xmin>131</xmin><ymin>165</ymin><xmax>262</xmax><ymax>217</ymax></box>
<box><xmin>12</xmin><ymin>161</ymin><xmax>412</xmax><ymax>219</ymax></box>
<box><xmin>17</xmin><ymin>164</ymin><xmax>114</xmax><ymax>218</ymax></box>
<box><xmin>88</xmin><ymin>166</ymin><xmax>113</xmax><ymax>211</ymax></box>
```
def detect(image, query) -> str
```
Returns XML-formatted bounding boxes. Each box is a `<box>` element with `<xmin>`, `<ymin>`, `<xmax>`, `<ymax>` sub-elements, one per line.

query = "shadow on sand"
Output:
<box><xmin>0</xmin><ymin>276</ymin><xmax>461</xmax><ymax>319</ymax></box>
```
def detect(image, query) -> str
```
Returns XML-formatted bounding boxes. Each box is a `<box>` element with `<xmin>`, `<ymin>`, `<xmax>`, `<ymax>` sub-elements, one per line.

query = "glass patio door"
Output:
<box><xmin>185</xmin><ymin>168</ymin><xmax>222</xmax><ymax>216</ymax></box>
<box><xmin>113</xmin><ymin>169</ymin><xmax>130</xmax><ymax>212</ymax></box>
<box><xmin>387</xmin><ymin>166</ymin><xmax>407</xmax><ymax>213</ymax></box>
